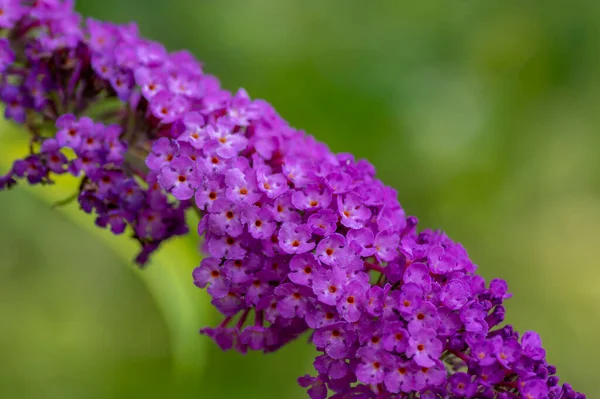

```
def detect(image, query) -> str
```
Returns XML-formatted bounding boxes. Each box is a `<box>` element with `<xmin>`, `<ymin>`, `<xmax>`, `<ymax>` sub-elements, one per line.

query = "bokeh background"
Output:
<box><xmin>1</xmin><ymin>0</ymin><xmax>599</xmax><ymax>397</ymax></box>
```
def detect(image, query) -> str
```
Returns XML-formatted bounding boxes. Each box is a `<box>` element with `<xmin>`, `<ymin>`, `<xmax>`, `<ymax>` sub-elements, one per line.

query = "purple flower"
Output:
<box><xmin>208</xmin><ymin>199</ymin><xmax>245</xmax><ymax>237</ymax></box>
<box><xmin>520</xmin><ymin>378</ymin><xmax>549</xmax><ymax>399</ymax></box>
<box><xmin>135</xmin><ymin>67</ymin><xmax>166</xmax><ymax>99</ymax></box>
<box><xmin>336</xmin><ymin>280</ymin><xmax>367</xmax><ymax>322</ymax></box>
<box><xmin>493</xmin><ymin>336</ymin><xmax>520</xmax><ymax>367</ymax></box>
<box><xmin>313</xmin><ymin>267</ymin><xmax>347</xmax><ymax>306</ymax></box>
<box><xmin>373</xmin><ymin>232</ymin><xmax>399</xmax><ymax>262</ymax></box>
<box><xmin>150</xmin><ymin>91</ymin><xmax>189</xmax><ymax>123</ymax></box>
<box><xmin>195</xmin><ymin>178</ymin><xmax>224</xmax><ymax>212</ymax></box>
<box><xmin>158</xmin><ymin>156</ymin><xmax>200</xmax><ymax>200</ymax></box>
<box><xmin>337</xmin><ymin>193</ymin><xmax>371</xmax><ymax>229</ymax></box>
<box><xmin>270</xmin><ymin>192</ymin><xmax>301</xmax><ymax>223</ymax></box>
<box><xmin>0</xmin><ymin>0</ymin><xmax>25</xmax><ymax>28</ymax></box>
<box><xmin>521</xmin><ymin>331</ymin><xmax>546</xmax><ymax>361</ymax></box>
<box><xmin>365</xmin><ymin>286</ymin><xmax>385</xmax><ymax>317</ymax></box>
<box><xmin>222</xmin><ymin>255</ymin><xmax>258</xmax><ymax>284</ymax></box>
<box><xmin>470</xmin><ymin>338</ymin><xmax>497</xmax><ymax>366</ymax></box>
<box><xmin>346</xmin><ymin>228</ymin><xmax>376</xmax><ymax>257</ymax></box>
<box><xmin>382</xmin><ymin>321</ymin><xmax>409</xmax><ymax>353</ymax></box>
<box><xmin>427</xmin><ymin>244</ymin><xmax>457</xmax><ymax>274</ymax></box>
<box><xmin>146</xmin><ymin>137</ymin><xmax>179</xmax><ymax>171</ymax></box>
<box><xmin>402</xmin><ymin>262</ymin><xmax>432</xmax><ymax>291</ymax></box>
<box><xmin>241</xmin><ymin>206</ymin><xmax>276</xmax><ymax>240</ymax></box>
<box><xmin>297</xmin><ymin>375</ymin><xmax>327</xmax><ymax>399</ymax></box>
<box><xmin>489</xmin><ymin>278</ymin><xmax>512</xmax><ymax>300</ymax></box>
<box><xmin>275</xmin><ymin>283</ymin><xmax>312</xmax><ymax>318</ymax></box>
<box><xmin>313</xmin><ymin>354</ymin><xmax>349</xmax><ymax>380</ymax></box>
<box><xmin>440</xmin><ymin>278</ymin><xmax>471</xmax><ymax>310</ymax></box>
<box><xmin>407</xmin><ymin>301</ymin><xmax>439</xmax><ymax>332</ymax></box>
<box><xmin>413</xmin><ymin>365</ymin><xmax>446</xmax><ymax>390</ymax></box>
<box><xmin>292</xmin><ymin>184</ymin><xmax>332</xmax><ymax>210</ymax></box>
<box><xmin>288</xmin><ymin>253</ymin><xmax>319</xmax><ymax>286</ymax></box>
<box><xmin>193</xmin><ymin>258</ymin><xmax>230</xmax><ymax>298</ymax></box>
<box><xmin>0</xmin><ymin>38</ymin><xmax>15</xmax><ymax>72</ymax></box>
<box><xmin>312</xmin><ymin>324</ymin><xmax>356</xmax><ymax>359</ymax></box>
<box><xmin>316</xmin><ymin>233</ymin><xmax>350</xmax><ymax>266</ymax></box>
<box><xmin>449</xmin><ymin>372</ymin><xmax>477</xmax><ymax>398</ymax></box>
<box><xmin>394</xmin><ymin>283</ymin><xmax>423</xmax><ymax>316</ymax></box>
<box><xmin>40</xmin><ymin>139</ymin><xmax>68</xmax><ymax>173</ymax></box>
<box><xmin>278</xmin><ymin>222</ymin><xmax>315</xmax><ymax>254</ymax></box>
<box><xmin>256</xmin><ymin>168</ymin><xmax>288</xmax><ymax>199</ymax></box>
<box><xmin>406</xmin><ymin>328</ymin><xmax>443</xmax><ymax>368</ymax></box>
<box><xmin>0</xmin><ymin>5</ymin><xmax>584</xmax><ymax>398</ymax></box>
<box><xmin>204</xmin><ymin>122</ymin><xmax>248</xmax><ymax>159</ymax></box>
<box><xmin>307</xmin><ymin>209</ymin><xmax>338</xmax><ymax>236</ymax></box>
<box><xmin>355</xmin><ymin>347</ymin><xmax>389</xmax><ymax>385</ymax></box>
<box><xmin>12</xmin><ymin>156</ymin><xmax>46</xmax><ymax>184</ymax></box>
<box><xmin>225</xmin><ymin>168</ymin><xmax>261</xmax><ymax>204</ymax></box>
<box><xmin>384</xmin><ymin>361</ymin><xmax>417</xmax><ymax>394</ymax></box>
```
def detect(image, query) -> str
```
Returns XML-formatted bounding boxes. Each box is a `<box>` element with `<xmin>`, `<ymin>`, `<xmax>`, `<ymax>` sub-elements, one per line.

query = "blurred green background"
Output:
<box><xmin>1</xmin><ymin>0</ymin><xmax>599</xmax><ymax>397</ymax></box>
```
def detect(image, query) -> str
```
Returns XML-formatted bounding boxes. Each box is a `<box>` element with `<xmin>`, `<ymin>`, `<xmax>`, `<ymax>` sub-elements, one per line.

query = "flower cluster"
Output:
<box><xmin>298</xmin><ymin>230</ymin><xmax>585</xmax><ymax>399</ymax></box>
<box><xmin>0</xmin><ymin>1</ymin><xmax>586</xmax><ymax>398</ymax></box>
<box><xmin>0</xmin><ymin>0</ymin><xmax>191</xmax><ymax>263</ymax></box>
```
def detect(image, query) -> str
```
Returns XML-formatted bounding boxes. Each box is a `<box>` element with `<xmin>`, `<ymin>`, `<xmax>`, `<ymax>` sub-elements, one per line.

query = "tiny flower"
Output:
<box><xmin>313</xmin><ymin>267</ymin><xmax>347</xmax><ymax>306</ymax></box>
<box><xmin>307</xmin><ymin>209</ymin><xmax>338</xmax><ymax>236</ymax></box>
<box><xmin>270</xmin><ymin>192</ymin><xmax>301</xmax><ymax>223</ymax></box>
<box><xmin>0</xmin><ymin>39</ymin><xmax>15</xmax><ymax>72</ymax></box>
<box><xmin>316</xmin><ymin>233</ymin><xmax>349</xmax><ymax>266</ymax></box>
<box><xmin>427</xmin><ymin>244</ymin><xmax>457</xmax><ymax>275</ymax></box>
<box><xmin>394</xmin><ymin>283</ymin><xmax>423</xmax><ymax>316</ymax></box>
<box><xmin>407</xmin><ymin>301</ymin><xmax>440</xmax><ymax>332</ymax></box>
<box><xmin>449</xmin><ymin>372</ymin><xmax>477</xmax><ymax>398</ymax></box>
<box><xmin>288</xmin><ymin>253</ymin><xmax>320</xmax><ymax>286</ymax></box>
<box><xmin>489</xmin><ymin>278</ymin><xmax>512</xmax><ymax>300</ymax></box>
<box><xmin>275</xmin><ymin>283</ymin><xmax>312</xmax><ymax>318</ymax></box>
<box><xmin>382</xmin><ymin>321</ymin><xmax>409</xmax><ymax>353</ymax></box>
<box><xmin>413</xmin><ymin>365</ymin><xmax>446</xmax><ymax>390</ymax></box>
<box><xmin>520</xmin><ymin>378</ymin><xmax>549</xmax><ymax>399</ymax></box>
<box><xmin>55</xmin><ymin>114</ymin><xmax>94</xmax><ymax>150</ymax></box>
<box><xmin>521</xmin><ymin>331</ymin><xmax>546</xmax><ymax>361</ymax></box>
<box><xmin>440</xmin><ymin>278</ymin><xmax>471</xmax><ymax>310</ymax></box>
<box><xmin>241</xmin><ymin>206</ymin><xmax>276</xmax><ymax>240</ymax></box>
<box><xmin>291</xmin><ymin>184</ymin><xmax>332</xmax><ymax>210</ymax></box>
<box><xmin>256</xmin><ymin>167</ymin><xmax>288</xmax><ymax>199</ymax></box>
<box><xmin>158</xmin><ymin>156</ymin><xmax>200</xmax><ymax>200</ymax></box>
<box><xmin>222</xmin><ymin>254</ymin><xmax>259</xmax><ymax>284</ymax></box>
<box><xmin>406</xmin><ymin>328</ymin><xmax>443</xmax><ymax>368</ymax></box>
<box><xmin>208</xmin><ymin>198</ymin><xmax>245</xmax><ymax>237</ymax></box>
<box><xmin>134</xmin><ymin>67</ymin><xmax>166</xmax><ymax>100</ymax></box>
<box><xmin>373</xmin><ymin>231</ymin><xmax>399</xmax><ymax>262</ymax></box>
<box><xmin>493</xmin><ymin>336</ymin><xmax>520</xmax><ymax>367</ymax></box>
<box><xmin>225</xmin><ymin>168</ymin><xmax>261</xmax><ymax>204</ymax></box>
<box><xmin>384</xmin><ymin>360</ymin><xmax>417</xmax><ymax>394</ymax></box>
<box><xmin>278</xmin><ymin>222</ymin><xmax>315</xmax><ymax>254</ymax></box>
<box><xmin>337</xmin><ymin>193</ymin><xmax>371</xmax><ymax>229</ymax></box>
<box><xmin>150</xmin><ymin>90</ymin><xmax>189</xmax><ymax>123</ymax></box>
<box><xmin>211</xmin><ymin>291</ymin><xmax>244</xmax><ymax>316</ymax></box>
<box><xmin>193</xmin><ymin>258</ymin><xmax>230</xmax><ymax>299</ymax></box>
<box><xmin>355</xmin><ymin>347</ymin><xmax>390</xmax><ymax>385</ymax></box>
<box><xmin>346</xmin><ymin>228</ymin><xmax>377</xmax><ymax>257</ymax></box>
<box><xmin>146</xmin><ymin>137</ymin><xmax>179</xmax><ymax>171</ymax></box>
<box><xmin>297</xmin><ymin>375</ymin><xmax>327</xmax><ymax>399</ymax></box>
<box><xmin>313</xmin><ymin>354</ymin><xmax>349</xmax><ymax>380</ymax></box>
<box><xmin>312</xmin><ymin>323</ymin><xmax>356</xmax><ymax>360</ymax></box>
<box><xmin>204</xmin><ymin>122</ymin><xmax>248</xmax><ymax>159</ymax></box>
<box><xmin>336</xmin><ymin>279</ymin><xmax>367</xmax><ymax>322</ymax></box>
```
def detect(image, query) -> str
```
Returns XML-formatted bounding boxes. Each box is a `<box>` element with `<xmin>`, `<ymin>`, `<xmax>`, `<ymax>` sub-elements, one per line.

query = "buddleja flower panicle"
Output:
<box><xmin>0</xmin><ymin>1</ymin><xmax>585</xmax><ymax>398</ymax></box>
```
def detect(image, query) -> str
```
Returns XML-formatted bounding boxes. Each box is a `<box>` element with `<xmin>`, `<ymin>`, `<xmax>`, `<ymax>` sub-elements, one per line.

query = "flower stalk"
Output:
<box><xmin>0</xmin><ymin>1</ymin><xmax>585</xmax><ymax>398</ymax></box>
